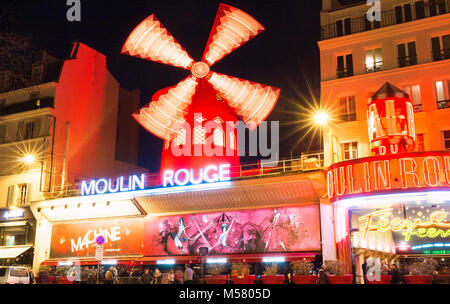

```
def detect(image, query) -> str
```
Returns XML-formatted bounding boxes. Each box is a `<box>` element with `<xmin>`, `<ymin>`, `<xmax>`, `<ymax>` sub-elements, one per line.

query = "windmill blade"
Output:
<box><xmin>202</xmin><ymin>3</ymin><xmax>265</xmax><ymax>67</ymax></box>
<box><xmin>133</xmin><ymin>76</ymin><xmax>199</xmax><ymax>139</ymax></box>
<box><xmin>208</xmin><ymin>72</ymin><xmax>280</xmax><ymax>129</ymax></box>
<box><xmin>122</xmin><ymin>14</ymin><xmax>195</xmax><ymax>70</ymax></box>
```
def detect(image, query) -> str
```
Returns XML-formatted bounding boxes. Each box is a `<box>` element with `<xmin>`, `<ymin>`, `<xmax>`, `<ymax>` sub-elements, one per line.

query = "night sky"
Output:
<box><xmin>1</xmin><ymin>0</ymin><xmax>335</xmax><ymax>171</ymax></box>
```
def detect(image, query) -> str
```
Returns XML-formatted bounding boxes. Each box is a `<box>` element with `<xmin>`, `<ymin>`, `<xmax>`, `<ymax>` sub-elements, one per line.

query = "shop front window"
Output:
<box><xmin>1</xmin><ymin>226</ymin><xmax>27</xmax><ymax>246</ymax></box>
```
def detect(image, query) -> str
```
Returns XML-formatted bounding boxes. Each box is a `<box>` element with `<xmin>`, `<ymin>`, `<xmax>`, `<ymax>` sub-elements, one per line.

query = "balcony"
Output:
<box><xmin>321</xmin><ymin>0</ymin><xmax>450</xmax><ymax>40</ymax></box>
<box><xmin>437</xmin><ymin>100</ymin><xmax>450</xmax><ymax>109</ymax></box>
<box><xmin>365</xmin><ymin>61</ymin><xmax>384</xmax><ymax>73</ymax></box>
<box><xmin>338</xmin><ymin>113</ymin><xmax>357</xmax><ymax>122</ymax></box>
<box><xmin>337</xmin><ymin>68</ymin><xmax>354</xmax><ymax>79</ymax></box>
<box><xmin>0</xmin><ymin>97</ymin><xmax>54</xmax><ymax>116</ymax></box>
<box><xmin>432</xmin><ymin>49</ymin><xmax>450</xmax><ymax>61</ymax></box>
<box><xmin>413</xmin><ymin>104</ymin><xmax>423</xmax><ymax>112</ymax></box>
<box><xmin>398</xmin><ymin>56</ymin><xmax>418</xmax><ymax>67</ymax></box>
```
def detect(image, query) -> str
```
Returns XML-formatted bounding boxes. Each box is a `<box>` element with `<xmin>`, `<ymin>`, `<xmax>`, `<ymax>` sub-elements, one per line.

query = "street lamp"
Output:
<box><xmin>313</xmin><ymin>111</ymin><xmax>329</xmax><ymax>126</ymax></box>
<box><xmin>19</xmin><ymin>154</ymin><xmax>36</xmax><ymax>165</ymax></box>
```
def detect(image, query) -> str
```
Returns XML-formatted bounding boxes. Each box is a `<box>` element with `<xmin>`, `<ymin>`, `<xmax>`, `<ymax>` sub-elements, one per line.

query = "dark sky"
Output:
<box><xmin>2</xmin><ymin>0</ymin><xmax>327</xmax><ymax>171</ymax></box>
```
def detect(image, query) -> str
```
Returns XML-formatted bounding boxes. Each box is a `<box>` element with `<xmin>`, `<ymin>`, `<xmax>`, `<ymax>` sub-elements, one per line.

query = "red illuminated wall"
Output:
<box><xmin>144</xmin><ymin>205</ymin><xmax>321</xmax><ymax>256</ymax></box>
<box><xmin>50</xmin><ymin>218</ymin><xmax>144</xmax><ymax>258</ymax></box>
<box><xmin>52</xmin><ymin>42</ymin><xmax>144</xmax><ymax>185</ymax></box>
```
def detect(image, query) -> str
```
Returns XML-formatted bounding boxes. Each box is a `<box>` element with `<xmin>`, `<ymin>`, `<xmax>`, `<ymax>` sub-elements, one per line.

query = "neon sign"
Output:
<box><xmin>358</xmin><ymin>208</ymin><xmax>450</xmax><ymax>241</ymax></box>
<box><xmin>163</xmin><ymin>164</ymin><xmax>231</xmax><ymax>187</ymax></box>
<box><xmin>2</xmin><ymin>208</ymin><xmax>25</xmax><ymax>219</ymax></box>
<box><xmin>327</xmin><ymin>152</ymin><xmax>450</xmax><ymax>201</ymax></box>
<box><xmin>81</xmin><ymin>174</ymin><xmax>145</xmax><ymax>196</ymax></box>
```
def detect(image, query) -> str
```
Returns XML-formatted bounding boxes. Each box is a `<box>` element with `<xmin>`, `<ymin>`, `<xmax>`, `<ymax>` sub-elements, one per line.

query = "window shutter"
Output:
<box><xmin>7</xmin><ymin>185</ymin><xmax>16</xmax><ymax>207</ymax></box>
<box><xmin>33</xmin><ymin>118</ymin><xmax>41</xmax><ymax>138</ymax></box>
<box><xmin>16</xmin><ymin>121</ymin><xmax>24</xmax><ymax>140</ymax></box>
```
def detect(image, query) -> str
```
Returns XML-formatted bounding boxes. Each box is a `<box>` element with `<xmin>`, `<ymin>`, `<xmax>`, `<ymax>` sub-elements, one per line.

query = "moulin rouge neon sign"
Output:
<box><xmin>327</xmin><ymin>153</ymin><xmax>450</xmax><ymax>201</ymax></box>
<box><xmin>80</xmin><ymin>164</ymin><xmax>231</xmax><ymax>196</ymax></box>
<box><xmin>359</xmin><ymin>208</ymin><xmax>450</xmax><ymax>241</ymax></box>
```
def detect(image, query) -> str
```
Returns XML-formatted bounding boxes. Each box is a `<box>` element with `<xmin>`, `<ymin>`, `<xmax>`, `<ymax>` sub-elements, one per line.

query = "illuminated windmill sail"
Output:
<box><xmin>122</xmin><ymin>3</ymin><xmax>280</xmax><ymax>177</ymax></box>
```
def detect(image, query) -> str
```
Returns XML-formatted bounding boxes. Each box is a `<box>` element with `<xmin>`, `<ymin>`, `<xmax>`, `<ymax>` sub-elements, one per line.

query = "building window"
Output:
<box><xmin>0</xmin><ymin>226</ymin><xmax>27</xmax><ymax>246</ymax></box>
<box><xmin>17</xmin><ymin>184</ymin><xmax>28</xmax><ymax>205</ymax></box>
<box><xmin>431</xmin><ymin>34</ymin><xmax>450</xmax><ymax>61</ymax></box>
<box><xmin>0</xmin><ymin>125</ymin><xmax>6</xmax><ymax>144</ymax></box>
<box><xmin>442</xmin><ymin>130</ymin><xmax>450</xmax><ymax>150</ymax></box>
<box><xmin>429</xmin><ymin>0</ymin><xmax>448</xmax><ymax>16</ymax></box>
<box><xmin>342</xmin><ymin>142</ymin><xmax>358</xmax><ymax>160</ymax></box>
<box><xmin>336</xmin><ymin>17</ymin><xmax>351</xmax><ymax>37</ymax></box>
<box><xmin>397</xmin><ymin>42</ymin><xmax>417</xmax><ymax>67</ymax></box>
<box><xmin>6</xmin><ymin>185</ymin><xmax>16</xmax><ymax>207</ymax></box>
<box><xmin>31</xmin><ymin>63</ymin><xmax>45</xmax><ymax>84</ymax></box>
<box><xmin>365</xmin><ymin>48</ymin><xmax>383</xmax><ymax>73</ymax></box>
<box><xmin>395</xmin><ymin>3</ymin><xmax>413</xmax><ymax>23</ymax></box>
<box><xmin>337</xmin><ymin>54</ymin><xmax>353</xmax><ymax>78</ymax></box>
<box><xmin>416</xmin><ymin>133</ymin><xmax>425</xmax><ymax>151</ymax></box>
<box><xmin>435</xmin><ymin>80</ymin><xmax>450</xmax><ymax>109</ymax></box>
<box><xmin>339</xmin><ymin>96</ymin><xmax>356</xmax><ymax>122</ymax></box>
<box><xmin>403</xmin><ymin>85</ymin><xmax>422</xmax><ymax>112</ymax></box>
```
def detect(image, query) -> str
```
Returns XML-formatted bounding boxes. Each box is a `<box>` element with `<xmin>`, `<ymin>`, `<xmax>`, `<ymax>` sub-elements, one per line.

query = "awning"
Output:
<box><xmin>0</xmin><ymin>246</ymin><xmax>32</xmax><ymax>259</ymax></box>
<box><xmin>41</xmin><ymin>256</ymin><xmax>139</xmax><ymax>266</ymax></box>
<box><xmin>134</xmin><ymin>174</ymin><xmax>322</xmax><ymax>215</ymax></box>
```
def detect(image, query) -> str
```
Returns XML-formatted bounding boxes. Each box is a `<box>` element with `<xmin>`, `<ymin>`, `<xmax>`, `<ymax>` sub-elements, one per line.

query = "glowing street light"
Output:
<box><xmin>313</xmin><ymin>111</ymin><xmax>329</xmax><ymax>126</ymax></box>
<box><xmin>20</xmin><ymin>154</ymin><xmax>36</xmax><ymax>165</ymax></box>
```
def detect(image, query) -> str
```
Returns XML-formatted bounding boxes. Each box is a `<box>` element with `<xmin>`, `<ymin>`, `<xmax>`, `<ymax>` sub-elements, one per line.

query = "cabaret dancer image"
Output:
<box><xmin>172</xmin><ymin>218</ymin><xmax>191</xmax><ymax>254</ymax></box>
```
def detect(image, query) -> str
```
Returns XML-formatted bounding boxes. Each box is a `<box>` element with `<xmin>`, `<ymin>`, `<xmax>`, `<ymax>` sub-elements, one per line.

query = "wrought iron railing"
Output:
<box><xmin>432</xmin><ymin>49</ymin><xmax>450</xmax><ymax>61</ymax></box>
<box><xmin>365</xmin><ymin>61</ymin><xmax>384</xmax><ymax>73</ymax></box>
<box><xmin>338</xmin><ymin>113</ymin><xmax>357</xmax><ymax>122</ymax></box>
<box><xmin>398</xmin><ymin>56</ymin><xmax>418</xmax><ymax>67</ymax></box>
<box><xmin>321</xmin><ymin>0</ymin><xmax>450</xmax><ymax>40</ymax></box>
<box><xmin>337</xmin><ymin>68</ymin><xmax>354</xmax><ymax>79</ymax></box>
<box><xmin>413</xmin><ymin>104</ymin><xmax>423</xmax><ymax>112</ymax></box>
<box><xmin>437</xmin><ymin>99</ymin><xmax>450</xmax><ymax>109</ymax></box>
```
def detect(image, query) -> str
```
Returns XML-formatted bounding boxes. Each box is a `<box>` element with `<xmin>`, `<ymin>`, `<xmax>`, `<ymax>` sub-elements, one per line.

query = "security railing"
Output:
<box><xmin>437</xmin><ymin>99</ymin><xmax>450</xmax><ymax>109</ymax></box>
<box><xmin>398</xmin><ymin>56</ymin><xmax>418</xmax><ymax>68</ymax></box>
<box><xmin>432</xmin><ymin>49</ymin><xmax>450</xmax><ymax>61</ymax></box>
<box><xmin>321</xmin><ymin>0</ymin><xmax>450</xmax><ymax>40</ymax></box>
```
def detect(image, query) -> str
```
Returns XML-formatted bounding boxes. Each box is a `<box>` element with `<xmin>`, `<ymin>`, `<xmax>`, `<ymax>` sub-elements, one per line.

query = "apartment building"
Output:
<box><xmin>0</xmin><ymin>42</ymin><xmax>144</xmax><ymax>265</ymax></box>
<box><xmin>319</xmin><ymin>0</ymin><xmax>450</xmax><ymax>166</ymax></box>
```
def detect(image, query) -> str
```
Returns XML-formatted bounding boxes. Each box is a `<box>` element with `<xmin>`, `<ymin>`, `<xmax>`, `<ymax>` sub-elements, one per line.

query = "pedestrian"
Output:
<box><xmin>318</xmin><ymin>264</ymin><xmax>330</xmax><ymax>284</ymax></box>
<box><xmin>27</xmin><ymin>266</ymin><xmax>35</xmax><ymax>284</ymax></box>
<box><xmin>362</xmin><ymin>258</ymin><xmax>368</xmax><ymax>284</ymax></box>
<box><xmin>80</xmin><ymin>266</ymin><xmax>90</xmax><ymax>284</ymax></box>
<box><xmin>184</xmin><ymin>264</ymin><xmax>194</xmax><ymax>284</ymax></box>
<box><xmin>390</xmin><ymin>264</ymin><xmax>402</xmax><ymax>284</ymax></box>
<box><xmin>154</xmin><ymin>268</ymin><xmax>161</xmax><ymax>284</ymax></box>
<box><xmin>175</xmin><ymin>267</ymin><xmax>184</xmax><ymax>284</ymax></box>
<box><xmin>168</xmin><ymin>269</ymin><xmax>175</xmax><ymax>284</ymax></box>
<box><xmin>104</xmin><ymin>267</ymin><xmax>115</xmax><ymax>284</ymax></box>
<box><xmin>140</xmin><ymin>268</ymin><xmax>153</xmax><ymax>284</ymax></box>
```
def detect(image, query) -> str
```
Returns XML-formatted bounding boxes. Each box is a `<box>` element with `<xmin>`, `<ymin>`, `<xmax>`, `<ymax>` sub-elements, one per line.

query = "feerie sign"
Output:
<box><xmin>327</xmin><ymin>152</ymin><xmax>450</xmax><ymax>201</ymax></box>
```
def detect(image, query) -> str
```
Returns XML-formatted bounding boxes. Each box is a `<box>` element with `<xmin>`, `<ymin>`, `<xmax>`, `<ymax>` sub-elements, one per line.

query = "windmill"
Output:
<box><xmin>121</xmin><ymin>3</ymin><xmax>281</xmax><ymax>178</ymax></box>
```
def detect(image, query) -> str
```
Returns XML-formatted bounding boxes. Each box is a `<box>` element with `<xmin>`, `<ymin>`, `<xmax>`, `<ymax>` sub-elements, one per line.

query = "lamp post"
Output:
<box><xmin>313</xmin><ymin>111</ymin><xmax>329</xmax><ymax>152</ymax></box>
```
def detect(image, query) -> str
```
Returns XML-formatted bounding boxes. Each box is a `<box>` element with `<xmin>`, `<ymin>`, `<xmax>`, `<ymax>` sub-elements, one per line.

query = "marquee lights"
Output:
<box><xmin>412</xmin><ymin>243</ymin><xmax>450</xmax><ymax>250</ymax></box>
<box><xmin>262</xmin><ymin>256</ymin><xmax>286</xmax><ymax>263</ymax></box>
<box><xmin>156</xmin><ymin>259</ymin><xmax>175</xmax><ymax>265</ymax></box>
<box><xmin>206</xmin><ymin>258</ymin><xmax>228</xmax><ymax>264</ymax></box>
<box><xmin>358</xmin><ymin>208</ymin><xmax>450</xmax><ymax>241</ymax></box>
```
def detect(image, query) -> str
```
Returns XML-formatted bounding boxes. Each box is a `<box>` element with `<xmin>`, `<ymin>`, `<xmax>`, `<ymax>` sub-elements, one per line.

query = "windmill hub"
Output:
<box><xmin>191</xmin><ymin>61</ymin><xmax>210</xmax><ymax>79</ymax></box>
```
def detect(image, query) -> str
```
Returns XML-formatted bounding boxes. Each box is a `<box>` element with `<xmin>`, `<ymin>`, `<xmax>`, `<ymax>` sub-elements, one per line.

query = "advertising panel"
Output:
<box><xmin>50</xmin><ymin>217</ymin><xmax>144</xmax><ymax>258</ymax></box>
<box><xmin>144</xmin><ymin>205</ymin><xmax>320</xmax><ymax>256</ymax></box>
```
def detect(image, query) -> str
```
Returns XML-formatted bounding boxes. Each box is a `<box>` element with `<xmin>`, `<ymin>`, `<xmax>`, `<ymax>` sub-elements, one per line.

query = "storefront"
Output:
<box><xmin>327</xmin><ymin>151</ymin><xmax>450</xmax><ymax>283</ymax></box>
<box><xmin>0</xmin><ymin>207</ymin><xmax>36</xmax><ymax>266</ymax></box>
<box><xmin>31</xmin><ymin>171</ymin><xmax>326</xmax><ymax>279</ymax></box>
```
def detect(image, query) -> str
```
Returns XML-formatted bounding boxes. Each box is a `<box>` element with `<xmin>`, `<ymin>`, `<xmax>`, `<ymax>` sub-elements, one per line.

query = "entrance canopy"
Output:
<box><xmin>0</xmin><ymin>245</ymin><xmax>32</xmax><ymax>259</ymax></box>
